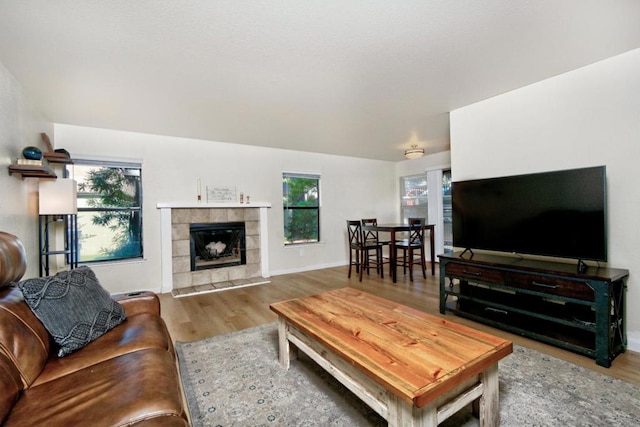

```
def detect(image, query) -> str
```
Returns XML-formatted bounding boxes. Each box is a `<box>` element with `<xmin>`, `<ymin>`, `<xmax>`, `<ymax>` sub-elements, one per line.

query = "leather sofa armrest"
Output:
<box><xmin>112</xmin><ymin>291</ymin><xmax>161</xmax><ymax>317</ymax></box>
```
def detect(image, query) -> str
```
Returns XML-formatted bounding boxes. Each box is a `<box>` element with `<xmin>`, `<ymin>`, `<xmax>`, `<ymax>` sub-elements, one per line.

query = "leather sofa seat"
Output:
<box><xmin>34</xmin><ymin>312</ymin><xmax>174</xmax><ymax>386</ymax></box>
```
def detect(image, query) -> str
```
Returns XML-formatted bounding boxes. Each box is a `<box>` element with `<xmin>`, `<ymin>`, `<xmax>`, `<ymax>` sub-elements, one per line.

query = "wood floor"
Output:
<box><xmin>159</xmin><ymin>265</ymin><xmax>640</xmax><ymax>386</ymax></box>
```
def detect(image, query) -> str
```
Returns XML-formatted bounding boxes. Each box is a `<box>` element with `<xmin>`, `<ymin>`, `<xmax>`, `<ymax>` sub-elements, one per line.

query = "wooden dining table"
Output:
<box><xmin>361</xmin><ymin>223</ymin><xmax>435</xmax><ymax>283</ymax></box>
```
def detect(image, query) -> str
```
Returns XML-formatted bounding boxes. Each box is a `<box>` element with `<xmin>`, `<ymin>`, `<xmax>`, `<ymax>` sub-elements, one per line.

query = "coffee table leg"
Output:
<box><xmin>388</xmin><ymin>393</ymin><xmax>437</xmax><ymax>427</ymax></box>
<box><xmin>277</xmin><ymin>316</ymin><xmax>291</xmax><ymax>369</ymax></box>
<box><xmin>478</xmin><ymin>364</ymin><xmax>499</xmax><ymax>427</ymax></box>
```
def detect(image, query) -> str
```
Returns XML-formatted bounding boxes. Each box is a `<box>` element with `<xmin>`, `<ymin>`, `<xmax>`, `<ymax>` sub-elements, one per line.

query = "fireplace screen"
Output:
<box><xmin>190</xmin><ymin>222</ymin><xmax>246</xmax><ymax>271</ymax></box>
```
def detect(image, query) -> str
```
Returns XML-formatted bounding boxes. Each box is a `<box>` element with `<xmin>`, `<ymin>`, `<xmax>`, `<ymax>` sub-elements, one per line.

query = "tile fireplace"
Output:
<box><xmin>158</xmin><ymin>202</ymin><xmax>271</xmax><ymax>295</ymax></box>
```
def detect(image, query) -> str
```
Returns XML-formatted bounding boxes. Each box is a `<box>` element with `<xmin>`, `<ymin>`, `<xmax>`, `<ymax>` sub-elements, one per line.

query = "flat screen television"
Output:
<box><xmin>452</xmin><ymin>166</ymin><xmax>607</xmax><ymax>262</ymax></box>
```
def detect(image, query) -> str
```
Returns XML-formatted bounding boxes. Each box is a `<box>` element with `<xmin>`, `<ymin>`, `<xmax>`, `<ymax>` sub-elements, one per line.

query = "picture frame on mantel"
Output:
<box><xmin>206</xmin><ymin>186</ymin><xmax>237</xmax><ymax>203</ymax></box>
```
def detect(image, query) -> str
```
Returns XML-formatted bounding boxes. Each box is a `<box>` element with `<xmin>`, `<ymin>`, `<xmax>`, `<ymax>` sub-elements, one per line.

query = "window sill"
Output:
<box><xmin>80</xmin><ymin>258</ymin><xmax>147</xmax><ymax>268</ymax></box>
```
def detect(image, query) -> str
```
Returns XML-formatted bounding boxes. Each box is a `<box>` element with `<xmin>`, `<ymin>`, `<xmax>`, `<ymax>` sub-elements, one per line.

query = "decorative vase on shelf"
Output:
<box><xmin>22</xmin><ymin>146</ymin><xmax>43</xmax><ymax>160</ymax></box>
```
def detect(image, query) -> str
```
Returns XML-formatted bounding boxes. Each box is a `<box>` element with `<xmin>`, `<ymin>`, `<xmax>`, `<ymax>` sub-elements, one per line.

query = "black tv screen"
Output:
<box><xmin>452</xmin><ymin>166</ymin><xmax>607</xmax><ymax>261</ymax></box>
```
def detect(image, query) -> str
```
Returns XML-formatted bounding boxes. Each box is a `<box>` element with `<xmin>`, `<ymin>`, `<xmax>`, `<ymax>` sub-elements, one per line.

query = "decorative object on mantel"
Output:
<box><xmin>404</xmin><ymin>144</ymin><xmax>425</xmax><ymax>159</ymax></box>
<box><xmin>206</xmin><ymin>185</ymin><xmax>237</xmax><ymax>203</ymax></box>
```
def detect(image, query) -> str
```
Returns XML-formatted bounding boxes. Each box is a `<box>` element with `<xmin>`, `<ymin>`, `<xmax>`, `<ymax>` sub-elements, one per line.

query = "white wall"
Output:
<box><xmin>0</xmin><ymin>61</ymin><xmax>53</xmax><ymax>278</ymax></box>
<box><xmin>450</xmin><ymin>48</ymin><xmax>640</xmax><ymax>351</ymax></box>
<box><xmin>54</xmin><ymin>124</ymin><xmax>397</xmax><ymax>293</ymax></box>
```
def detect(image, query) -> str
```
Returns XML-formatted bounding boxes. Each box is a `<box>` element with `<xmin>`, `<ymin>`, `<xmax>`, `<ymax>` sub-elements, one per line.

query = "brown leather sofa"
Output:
<box><xmin>0</xmin><ymin>231</ymin><xmax>189</xmax><ymax>426</ymax></box>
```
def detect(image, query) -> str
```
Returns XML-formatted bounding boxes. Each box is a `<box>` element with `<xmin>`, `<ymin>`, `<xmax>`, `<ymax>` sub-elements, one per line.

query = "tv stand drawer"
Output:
<box><xmin>505</xmin><ymin>272</ymin><xmax>595</xmax><ymax>301</ymax></box>
<box><xmin>445</xmin><ymin>263</ymin><xmax>505</xmax><ymax>285</ymax></box>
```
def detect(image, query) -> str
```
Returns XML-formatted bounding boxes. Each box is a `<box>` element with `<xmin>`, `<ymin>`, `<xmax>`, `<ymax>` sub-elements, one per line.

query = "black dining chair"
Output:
<box><xmin>361</xmin><ymin>218</ymin><xmax>390</xmax><ymax>278</ymax></box>
<box><xmin>347</xmin><ymin>220</ymin><xmax>384</xmax><ymax>281</ymax></box>
<box><xmin>395</xmin><ymin>217</ymin><xmax>427</xmax><ymax>282</ymax></box>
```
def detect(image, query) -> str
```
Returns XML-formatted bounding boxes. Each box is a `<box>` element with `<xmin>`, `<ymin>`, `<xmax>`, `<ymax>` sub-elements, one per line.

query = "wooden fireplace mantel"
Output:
<box><xmin>157</xmin><ymin>202</ymin><xmax>271</xmax><ymax>209</ymax></box>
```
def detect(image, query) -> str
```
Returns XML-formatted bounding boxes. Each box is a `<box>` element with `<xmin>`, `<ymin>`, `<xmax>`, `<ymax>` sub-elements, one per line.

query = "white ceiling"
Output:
<box><xmin>1</xmin><ymin>1</ymin><xmax>639</xmax><ymax>161</ymax></box>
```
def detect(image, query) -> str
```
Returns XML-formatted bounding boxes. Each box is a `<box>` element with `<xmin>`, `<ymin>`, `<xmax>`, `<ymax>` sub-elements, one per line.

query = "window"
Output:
<box><xmin>442</xmin><ymin>169</ymin><xmax>453</xmax><ymax>252</ymax></box>
<box><xmin>400</xmin><ymin>173</ymin><xmax>428</xmax><ymax>223</ymax></box>
<box><xmin>67</xmin><ymin>160</ymin><xmax>143</xmax><ymax>262</ymax></box>
<box><xmin>282</xmin><ymin>173</ymin><xmax>320</xmax><ymax>245</ymax></box>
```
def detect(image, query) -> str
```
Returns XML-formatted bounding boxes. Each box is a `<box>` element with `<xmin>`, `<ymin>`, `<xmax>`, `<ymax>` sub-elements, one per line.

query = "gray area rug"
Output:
<box><xmin>176</xmin><ymin>322</ymin><xmax>640</xmax><ymax>426</ymax></box>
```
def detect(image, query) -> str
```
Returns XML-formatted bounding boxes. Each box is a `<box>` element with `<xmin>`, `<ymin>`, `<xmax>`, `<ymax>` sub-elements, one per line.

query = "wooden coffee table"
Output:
<box><xmin>270</xmin><ymin>287</ymin><xmax>512</xmax><ymax>426</ymax></box>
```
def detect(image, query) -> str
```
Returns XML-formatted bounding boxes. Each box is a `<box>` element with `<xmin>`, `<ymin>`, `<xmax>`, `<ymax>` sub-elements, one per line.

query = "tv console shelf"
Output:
<box><xmin>439</xmin><ymin>252</ymin><xmax>628</xmax><ymax>367</ymax></box>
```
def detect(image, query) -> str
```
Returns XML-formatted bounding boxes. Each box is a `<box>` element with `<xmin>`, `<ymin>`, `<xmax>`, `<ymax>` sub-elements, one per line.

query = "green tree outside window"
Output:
<box><xmin>283</xmin><ymin>173</ymin><xmax>320</xmax><ymax>245</ymax></box>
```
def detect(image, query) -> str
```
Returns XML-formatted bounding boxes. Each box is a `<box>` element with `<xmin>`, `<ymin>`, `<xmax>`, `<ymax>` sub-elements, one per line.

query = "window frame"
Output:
<box><xmin>282</xmin><ymin>172</ymin><xmax>321</xmax><ymax>246</ymax></box>
<box><xmin>66</xmin><ymin>159</ymin><xmax>144</xmax><ymax>263</ymax></box>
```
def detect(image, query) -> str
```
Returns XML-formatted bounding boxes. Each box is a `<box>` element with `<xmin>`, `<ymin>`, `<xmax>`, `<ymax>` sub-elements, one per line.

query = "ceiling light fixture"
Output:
<box><xmin>404</xmin><ymin>145</ymin><xmax>424</xmax><ymax>160</ymax></box>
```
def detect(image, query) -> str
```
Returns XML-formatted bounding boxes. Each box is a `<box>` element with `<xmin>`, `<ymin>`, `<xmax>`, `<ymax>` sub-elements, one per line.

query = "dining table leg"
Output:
<box><xmin>429</xmin><ymin>226</ymin><xmax>435</xmax><ymax>276</ymax></box>
<box><xmin>390</xmin><ymin>230</ymin><xmax>397</xmax><ymax>283</ymax></box>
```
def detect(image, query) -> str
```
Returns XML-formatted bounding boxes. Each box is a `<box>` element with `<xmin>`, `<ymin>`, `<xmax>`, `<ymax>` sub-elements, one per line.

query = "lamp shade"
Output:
<box><xmin>39</xmin><ymin>179</ymin><xmax>78</xmax><ymax>215</ymax></box>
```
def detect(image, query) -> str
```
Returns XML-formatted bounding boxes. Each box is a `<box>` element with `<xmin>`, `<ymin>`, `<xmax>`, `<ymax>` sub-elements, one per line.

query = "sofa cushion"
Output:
<box><xmin>18</xmin><ymin>266</ymin><xmax>126</xmax><ymax>357</ymax></box>
<box><xmin>4</xmin><ymin>348</ymin><xmax>188</xmax><ymax>426</ymax></box>
<box><xmin>33</xmin><ymin>312</ymin><xmax>174</xmax><ymax>386</ymax></box>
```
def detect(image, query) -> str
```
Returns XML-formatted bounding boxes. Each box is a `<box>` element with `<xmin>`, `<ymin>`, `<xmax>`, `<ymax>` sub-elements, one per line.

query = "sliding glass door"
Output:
<box><xmin>399</xmin><ymin>168</ymin><xmax>452</xmax><ymax>260</ymax></box>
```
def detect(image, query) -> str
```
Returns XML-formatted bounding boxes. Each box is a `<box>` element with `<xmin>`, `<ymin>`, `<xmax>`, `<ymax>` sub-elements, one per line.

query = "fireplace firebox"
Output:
<box><xmin>190</xmin><ymin>222</ymin><xmax>246</xmax><ymax>271</ymax></box>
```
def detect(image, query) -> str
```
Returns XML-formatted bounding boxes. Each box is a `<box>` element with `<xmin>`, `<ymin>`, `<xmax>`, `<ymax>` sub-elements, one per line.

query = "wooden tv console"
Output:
<box><xmin>439</xmin><ymin>252</ymin><xmax>628</xmax><ymax>367</ymax></box>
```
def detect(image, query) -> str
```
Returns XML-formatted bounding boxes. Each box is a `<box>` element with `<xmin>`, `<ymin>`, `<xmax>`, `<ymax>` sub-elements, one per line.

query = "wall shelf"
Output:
<box><xmin>9</xmin><ymin>153</ymin><xmax>72</xmax><ymax>179</ymax></box>
<box><xmin>8</xmin><ymin>164</ymin><xmax>57</xmax><ymax>178</ymax></box>
<box><xmin>43</xmin><ymin>152</ymin><xmax>73</xmax><ymax>164</ymax></box>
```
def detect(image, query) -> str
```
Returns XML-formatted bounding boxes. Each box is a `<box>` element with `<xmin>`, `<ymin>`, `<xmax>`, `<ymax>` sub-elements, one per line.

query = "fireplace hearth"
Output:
<box><xmin>190</xmin><ymin>222</ymin><xmax>246</xmax><ymax>271</ymax></box>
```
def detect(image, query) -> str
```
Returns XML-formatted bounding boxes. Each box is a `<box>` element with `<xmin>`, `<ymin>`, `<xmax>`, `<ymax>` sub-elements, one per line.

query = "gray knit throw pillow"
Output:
<box><xmin>18</xmin><ymin>266</ymin><xmax>126</xmax><ymax>357</ymax></box>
